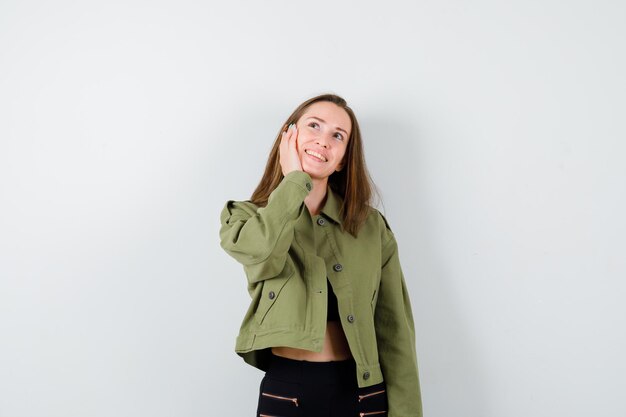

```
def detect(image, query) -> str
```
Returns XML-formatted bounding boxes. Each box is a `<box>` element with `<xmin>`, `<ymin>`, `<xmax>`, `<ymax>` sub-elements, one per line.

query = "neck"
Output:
<box><xmin>304</xmin><ymin>177</ymin><xmax>328</xmax><ymax>216</ymax></box>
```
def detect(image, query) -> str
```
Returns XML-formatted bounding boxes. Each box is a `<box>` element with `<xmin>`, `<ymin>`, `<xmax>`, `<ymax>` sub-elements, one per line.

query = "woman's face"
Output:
<box><xmin>294</xmin><ymin>101</ymin><xmax>352</xmax><ymax>181</ymax></box>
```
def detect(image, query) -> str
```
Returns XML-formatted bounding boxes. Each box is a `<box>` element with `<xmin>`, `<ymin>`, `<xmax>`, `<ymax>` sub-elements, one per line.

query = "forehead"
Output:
<box><xmin>300</xmin><ymin>101</ymin><xmax>352</xmax><ymax>134</ymax></box>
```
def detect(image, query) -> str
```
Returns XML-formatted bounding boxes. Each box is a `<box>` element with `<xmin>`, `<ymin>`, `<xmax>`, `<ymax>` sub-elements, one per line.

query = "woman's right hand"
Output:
<box><xmin>279</xmin><ymin>123</ymin><xmax>303</xmax><ymax>176</ymax></box>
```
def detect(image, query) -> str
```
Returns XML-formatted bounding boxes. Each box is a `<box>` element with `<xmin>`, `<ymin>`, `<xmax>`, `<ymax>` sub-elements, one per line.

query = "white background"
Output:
<box><xmin>1</xmin><ymin>1</ymin><xmax>625</xmax><ymax>416</ymax></box>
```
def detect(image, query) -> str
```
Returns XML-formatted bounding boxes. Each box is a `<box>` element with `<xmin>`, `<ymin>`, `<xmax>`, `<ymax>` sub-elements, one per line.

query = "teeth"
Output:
<box><xmin>305</xmin><ymin>149</ymin><xmax>327</xmax><ymax>162</ymax></box>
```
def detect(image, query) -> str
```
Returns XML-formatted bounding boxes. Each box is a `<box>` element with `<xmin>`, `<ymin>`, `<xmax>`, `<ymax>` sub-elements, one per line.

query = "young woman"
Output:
<box><xmin>219</xmin><ymin>93</ymin><xmax>422</xmax><ymax>416</ymax></box>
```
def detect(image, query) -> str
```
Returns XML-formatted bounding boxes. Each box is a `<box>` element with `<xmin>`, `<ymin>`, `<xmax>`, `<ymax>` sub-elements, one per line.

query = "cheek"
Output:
<box><xmin>296</xmin><ymin>133</ymin><xmax>308</xmax><ymax>150</ymax></box>
<box><xmin>295</xmin><ymin>136</ymin><xmax>303</xmax><ymax>153</ymax></box>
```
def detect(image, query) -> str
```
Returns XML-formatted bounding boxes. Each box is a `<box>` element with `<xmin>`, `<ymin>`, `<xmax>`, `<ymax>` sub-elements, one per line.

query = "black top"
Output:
<box><xmin>326</xmin><ymin>277</ymin><xmax>340</xmax><ymax>321</ymax></box>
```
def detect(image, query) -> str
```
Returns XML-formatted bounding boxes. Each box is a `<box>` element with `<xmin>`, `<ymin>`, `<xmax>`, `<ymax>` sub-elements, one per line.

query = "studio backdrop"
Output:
<box><xmin>0</xmin><ymin>1</ymin><xmax>624</xmax><ymax>416</ymax></box>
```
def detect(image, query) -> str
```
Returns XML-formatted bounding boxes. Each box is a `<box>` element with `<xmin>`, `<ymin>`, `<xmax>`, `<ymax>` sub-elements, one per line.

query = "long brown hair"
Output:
<box><xmin>250</xmin><ymin>93</ymin><xmax>379</xmax><ymax>238</ymax></box>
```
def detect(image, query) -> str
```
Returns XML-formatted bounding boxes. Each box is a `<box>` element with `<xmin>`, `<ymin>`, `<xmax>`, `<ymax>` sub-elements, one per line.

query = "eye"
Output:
<box><xmin>309</xmin><ymin>122</ymin><xmax>344</xmax><ymax>141</ymax></box>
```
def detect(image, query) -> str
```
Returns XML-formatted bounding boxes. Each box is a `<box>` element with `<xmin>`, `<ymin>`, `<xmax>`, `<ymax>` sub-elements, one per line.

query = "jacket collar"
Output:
<box><xmin>320</xmin><ymin>184</ymin><xmax>343</xmax><ymax>225</ymax></box>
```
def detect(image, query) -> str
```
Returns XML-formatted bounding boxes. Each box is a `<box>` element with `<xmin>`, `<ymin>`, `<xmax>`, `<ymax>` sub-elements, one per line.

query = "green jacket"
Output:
<box><xmin>219</xmin><ymin>170</ymin><xmax>423</xmax><ymax>416</ymax></box>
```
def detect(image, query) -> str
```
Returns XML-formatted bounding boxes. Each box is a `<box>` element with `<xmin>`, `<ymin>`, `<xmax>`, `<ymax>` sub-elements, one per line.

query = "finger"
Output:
<box><xmin>279</xmin><ymin>133</ymin><xmax>287</xmax><ymax>158</ymax></box>
<box><xmin>281</xmin><ymin>126</ymin><xmax>291</xmax><ymax>145</ymax></box>
<box><xmin>281</xmin><ymin>126</ymin><xmax>290</xmax><ymax>142</ymax></box>
<box><xmin>292</xmin><ymin>127</ymin><xmax>299</xmax><ymax>151</ymax></box>
<box><xmin>289</xmin><ymin>125</ymin><xmax>297</xmax><ymax>147</ymax></box>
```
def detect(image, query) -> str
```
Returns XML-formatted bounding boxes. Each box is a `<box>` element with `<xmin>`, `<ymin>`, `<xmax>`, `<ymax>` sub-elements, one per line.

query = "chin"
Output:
<box><xmin>302</xmin><ymin>168</ymin><xmax>329</xmax><ymax>181</ymax></box>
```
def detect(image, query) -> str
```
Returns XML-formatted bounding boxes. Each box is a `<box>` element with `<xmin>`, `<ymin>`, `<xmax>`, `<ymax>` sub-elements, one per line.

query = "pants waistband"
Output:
<box><xmin>266</xmin><ymin>352</ymin><xmax>356</xmax><ymax>385</ymax></box>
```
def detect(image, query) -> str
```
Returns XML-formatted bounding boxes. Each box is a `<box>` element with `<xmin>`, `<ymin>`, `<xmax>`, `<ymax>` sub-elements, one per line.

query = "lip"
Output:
<box><xmin>304</xmin><ymin>148</ymin><xmax>328</xmax><ymax>162</ymax></box>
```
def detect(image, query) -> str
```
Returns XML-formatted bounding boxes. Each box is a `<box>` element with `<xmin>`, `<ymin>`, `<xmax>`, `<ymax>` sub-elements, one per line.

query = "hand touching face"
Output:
<box><xmin>279</xmin><ymin>123</ymin><xmax>303</xmax><ymax>176</ymax></box>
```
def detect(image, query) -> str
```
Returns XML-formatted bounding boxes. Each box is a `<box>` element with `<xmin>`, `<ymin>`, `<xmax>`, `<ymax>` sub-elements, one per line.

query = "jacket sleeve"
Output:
<box><xmin>219</xmin><ymin>170</ymin><xmax>312</xmax><ymax>285</ymax></box>
<box><xmin>375</xmin><ymin>211</ymin><xmax>423</xmax><ymax>417</ymax></box>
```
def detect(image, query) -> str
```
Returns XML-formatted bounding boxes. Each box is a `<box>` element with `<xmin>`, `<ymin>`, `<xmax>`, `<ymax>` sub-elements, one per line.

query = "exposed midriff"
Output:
<box><xmin>271</xmin><ymin>321</ymin><xmax>352</xmax><ymax>361</ymax></box>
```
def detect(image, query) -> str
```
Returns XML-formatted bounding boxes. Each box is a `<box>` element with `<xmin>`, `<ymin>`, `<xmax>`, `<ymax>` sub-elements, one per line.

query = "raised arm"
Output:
<box><xmin>219</xmin><ymin>170</ymin><xmax>313</xmax><ymax>285</ymax></box>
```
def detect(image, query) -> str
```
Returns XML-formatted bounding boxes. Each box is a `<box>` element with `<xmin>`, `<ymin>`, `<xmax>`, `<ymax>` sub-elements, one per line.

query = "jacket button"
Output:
<box><xmin>333</xmin><ymin>263</ymin><xmax>343</xmax><ymax>272</ymax></box>
<box><xmin>363</xmin><ymin>371</ymin><xmax>370</xmax><ymax>380</ymax></box>
<box><xmin>347</xmin><ymin>314</ymin><xmax>354</xmax><ymax>323</ymax></box>
<box><xmin>317</xmin><ymin>217</ymin><xmax>326</xmax><ymax>226</ymax></box>
<box><xmin>306</xmin><ymin>182</ymin><xmax>312</xmax><ymax>191</ymax></box>
<box><xmin>268</xmin><ymin>291</ymin><xmax>275</xmax><ymax>300</ymax></box>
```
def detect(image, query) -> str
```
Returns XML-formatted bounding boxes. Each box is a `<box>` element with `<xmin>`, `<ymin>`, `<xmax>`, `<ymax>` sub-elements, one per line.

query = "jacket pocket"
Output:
<box><xmin>255</xmin><ymin>261</ymin><xmax>295</xmax><ymax>325</ymax></box>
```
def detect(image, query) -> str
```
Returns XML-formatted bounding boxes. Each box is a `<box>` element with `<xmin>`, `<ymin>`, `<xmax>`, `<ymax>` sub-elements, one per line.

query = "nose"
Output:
<box><xmin>316</xmin><ymin>134</ymin><xmax>331</xmax><ymax>148</ymax></box>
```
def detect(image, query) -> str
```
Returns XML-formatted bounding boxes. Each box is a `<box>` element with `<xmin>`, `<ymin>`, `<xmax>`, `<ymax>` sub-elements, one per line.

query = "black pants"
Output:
<box><xmin>256</xmin><ymin>352</ymin><xmax>388</xmax><ymax>417</ymax></box>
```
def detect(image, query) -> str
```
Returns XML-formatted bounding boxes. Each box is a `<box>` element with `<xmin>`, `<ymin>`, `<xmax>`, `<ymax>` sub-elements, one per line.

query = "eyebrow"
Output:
<box><xmin>306</xmin><ymin>116</ymin><xmax>349</xmax><ymax>136</ymax></box>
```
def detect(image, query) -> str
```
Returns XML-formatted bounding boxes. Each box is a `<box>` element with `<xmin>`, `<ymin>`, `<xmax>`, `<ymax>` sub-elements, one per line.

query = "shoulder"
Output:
<box><xmin>367</xmin><ymin>206</ymin><xmax>395</xmax><ymax>246</ymax></box>
<box><xmin>367</xmin><ymin>206</ymin><xmax>393</xmax><ymax>232</ymax></box>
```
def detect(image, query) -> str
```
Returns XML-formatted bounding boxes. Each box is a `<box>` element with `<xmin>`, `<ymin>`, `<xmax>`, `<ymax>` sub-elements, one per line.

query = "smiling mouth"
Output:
<box><xmin>305</xmin><ymin>149</ymin><xmax>327</xmax><ymax>162</ymax></box>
